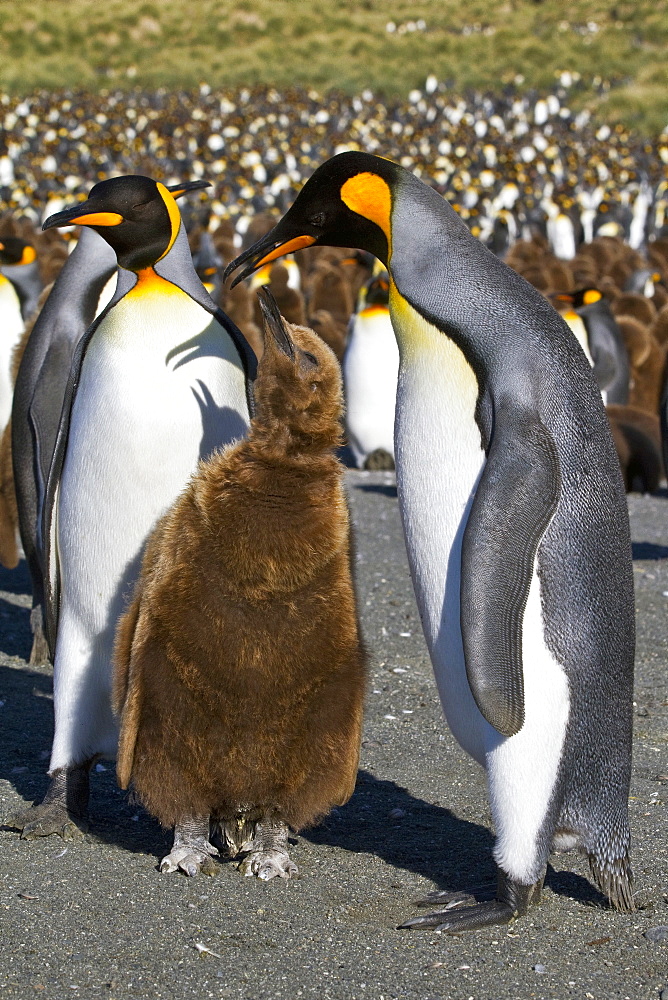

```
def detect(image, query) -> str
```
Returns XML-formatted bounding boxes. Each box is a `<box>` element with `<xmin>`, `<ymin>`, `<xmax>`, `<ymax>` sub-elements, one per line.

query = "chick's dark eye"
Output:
<box><xmin>303</xmin><ymin>352</ymin><xmax>318</xmax><ymax>365</ymax></box>
<box><xmin>309</xmin><ymin>212</ymin><xmax>326</xmax><ymax>227</ymax></box>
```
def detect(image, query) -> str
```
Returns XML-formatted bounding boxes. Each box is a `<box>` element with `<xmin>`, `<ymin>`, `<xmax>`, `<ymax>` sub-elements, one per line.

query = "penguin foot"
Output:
<box><xmin>235</xmin><ymin>815</ymin><xmax>297</xmax><ymax>880</ymax></box>
<box><xmin>159</xmin><ymin>845</ymin><xmax>219</xmax><ymax>877</ymax></box>
<box><xmin>238</xmin><ymin>848</ymin><xmax>298</xmax><ymax>880</ymax></box>
<box><xmin>399</xmin><ymin>868</ymin><xmax>544</xmax><ymax>934</ymax></box>
<box><xmin>10</xmin><ymin>802</ymin><xmax>88</xmax><ymax>841</ymax></box>
<box><xmin>160</xmin><ymin>817</ymin><xmax>219</xmax><ymax>877</ymax></box>
<box><xmin>363</xmin><ymin>448</ymin><xmax>395</xmax><ymax>471</ymax></box>
<box><xmin>7</xmin><ymin>763</ymin><xmax>91</xmax><ymax>840</ymax></box>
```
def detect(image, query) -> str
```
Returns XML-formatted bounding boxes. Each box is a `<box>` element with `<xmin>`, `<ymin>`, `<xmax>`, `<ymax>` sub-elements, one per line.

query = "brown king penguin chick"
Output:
<box><xmin>606</xmin><ymin>404</ymin><xmax>663</xmax><ymax>493</ymax></box>
<box><xmin>113</xmin><ymin>287</ymin><xmax>367</xmax><ymax>880</ymax></box>
<box><xmin>308</xmin><ymin>309</ymin><xmax>348</xmax><ymax>362</ymax></box>
<box><xmin>616</xmin><ymin>316</ymin><xmax>666</xmax><ymax>415</ymax></box>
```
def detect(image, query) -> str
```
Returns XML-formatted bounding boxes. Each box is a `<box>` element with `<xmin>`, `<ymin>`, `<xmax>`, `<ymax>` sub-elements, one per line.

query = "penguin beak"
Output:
<box><xmin>256</xmin><ymin>286</ymin><xmax>295</xmax><ymax>360</ymax></box>
<box><xmin>42</xmin><ymin>200</ymin><xmax>123</xmax><ymax>231</ymax></box>
<box><xmin>166</xmin><ymin>179</ymin><xmax>211</xmax><ymax>198</ymax></box>
<box><xmin>224</xmin><ymin>224</ymin><xmax>316</xmax><ymax>288</ymax></box>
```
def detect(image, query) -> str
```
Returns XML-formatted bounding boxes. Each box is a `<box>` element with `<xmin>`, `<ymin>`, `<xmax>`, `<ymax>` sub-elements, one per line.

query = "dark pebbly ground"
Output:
<box><xmin>0</xmin><ymin>470</ymin><xmax>666</xmax><ymax>1000</ymax></box>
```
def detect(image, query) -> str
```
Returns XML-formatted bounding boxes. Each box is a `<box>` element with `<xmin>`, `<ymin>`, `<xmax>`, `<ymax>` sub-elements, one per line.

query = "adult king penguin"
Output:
<box><xmin>226</xmin><ymin>151</ymin><xmax>635</xmax><ymax>931</ymax></box>
<box><xmin>343</xmin><ymin>270</ymin><xmax>398</xmax><ymax>469</ymax></box>
<box><xmin>12</xmin><ymin>183</ymin><xmax>206</xmax><ymax>665</ymax></box>
<box><xmin>10</xmin><ymin>175</ymin><xmax>255</xmax><ymax>841</ymax></box>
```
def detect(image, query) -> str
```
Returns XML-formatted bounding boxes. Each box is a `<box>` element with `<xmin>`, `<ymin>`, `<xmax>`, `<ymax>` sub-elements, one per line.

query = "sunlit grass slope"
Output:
<box><xmin>1</xmin><ymin>0</ymin><xmax>667</xmax><ymax>134</ymax></box>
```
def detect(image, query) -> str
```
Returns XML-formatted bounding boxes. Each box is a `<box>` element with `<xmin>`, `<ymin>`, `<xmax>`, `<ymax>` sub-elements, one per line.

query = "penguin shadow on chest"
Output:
<box><xmin>111</xmin><ymin>288</ymin><xmax>367</xmax><ymax>879</ymax></box>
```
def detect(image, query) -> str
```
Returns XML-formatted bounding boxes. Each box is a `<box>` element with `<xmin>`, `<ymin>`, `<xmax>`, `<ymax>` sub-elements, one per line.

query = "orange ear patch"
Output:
<box><xmin>19</xmin><ymin>245</ymin><xmax>37</xmax><ymax>265</ymax></box>
<box><xmin>340</xmin><ymin>173</ymin><xmax>392</xmax><ymax>246</ymax></box>
<box><xmin>583</xmin><ymin>289</ymin><xmax>602</xmax><ymax>305</ymax></box>
<box><xmin>156</xmin><ymin>182</ymin><xmax>182</xmax><ymax>261</ymax></box>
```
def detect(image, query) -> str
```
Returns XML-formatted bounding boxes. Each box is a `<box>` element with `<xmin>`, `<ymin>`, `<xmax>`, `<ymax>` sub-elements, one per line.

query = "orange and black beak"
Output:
<box><xmin>224</xmin><ymin>221</ymin><xmax>316</xmax><ymax>288</ymax></box>
<box><xmin>42</xmin><ymin>201</ymin><xmax>124</xmax><ymax>231</ymax></box>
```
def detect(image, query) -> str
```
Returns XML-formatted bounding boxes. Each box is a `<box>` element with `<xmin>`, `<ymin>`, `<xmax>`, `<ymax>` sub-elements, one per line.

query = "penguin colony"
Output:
<box><xmin>227</xmin><ymin>150</ymin><xmax>636</xmax><ymax>931</ymax></box>
<box><xmin>113</xmin><ymin>286</ymin><xmax>366</xmax><ymax>879</ymax></box>
<box><xmin>3</xmin><ymin>79</ymin><xmax>668</xmax><ymax>249</ymax></box>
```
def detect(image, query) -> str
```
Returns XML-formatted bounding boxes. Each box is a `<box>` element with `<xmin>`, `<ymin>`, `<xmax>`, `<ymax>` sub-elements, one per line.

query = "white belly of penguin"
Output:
<box><xmin>390</xmin><ymin>294</ymin><xmax>570</xmax><ymax>880</ymax></box>
<box><xmin>0</xmin><ymin>276</ymin><xmax>25</xmax><ymax>433</ymax></box>
<box><xmin>391</xmin><ymin>295</ymin><xmax>491</xmax><ymax>763</ymax></box>
<box><xmin>343</xmin><ymin>308</ymin><xmax>399</xmax><ymax>466</ymax></box>
<box><xmin>50</xmin><ymin>283</ymin><xmax>249</xmax><ymax>769</ymax></box>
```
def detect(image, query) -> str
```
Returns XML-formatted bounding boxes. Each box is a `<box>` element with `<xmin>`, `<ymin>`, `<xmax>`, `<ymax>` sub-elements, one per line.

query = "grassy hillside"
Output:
<box><xmin>1</xmin><ymin>1</ymin><xmax>667</xmax><ymax>134</ymax></box>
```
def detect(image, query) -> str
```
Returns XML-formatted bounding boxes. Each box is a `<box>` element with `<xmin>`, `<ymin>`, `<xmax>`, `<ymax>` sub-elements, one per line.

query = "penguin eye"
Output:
<box><xmin>309</xmin><ymin>211</ymin><xmax>326</xmax><ymax>228</ymax></box>
<box><xmin>299</xmin><ymin>350</ymin><xmax>318</xmax><ymax>372</ymax></box>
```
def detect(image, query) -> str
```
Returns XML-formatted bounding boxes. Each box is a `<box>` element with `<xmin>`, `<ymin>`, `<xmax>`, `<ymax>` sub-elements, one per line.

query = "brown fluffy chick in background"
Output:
<box><xmin>113</xmin><ymin>287</ymin><xmax>367</xmax><ymax>880</ymax></box>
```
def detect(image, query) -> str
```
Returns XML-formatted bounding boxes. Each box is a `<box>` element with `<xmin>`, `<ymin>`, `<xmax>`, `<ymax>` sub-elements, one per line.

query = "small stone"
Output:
<box><xmin>636</xmin><ymin>706</ymin><xmax>650</xmax><ymax>717</ymax></box>
<box><xmin>533</xmin><ymin>963</ymin><xmax>547</xmax><ymax>973</ymax></box>
<box><xmin>644</xmin><ymin>925</ymin><xmax>668</xmax><ymax>943</ymax></box>
<box><xmin>389</xmin><ymin>808</ymin><xmax>406</xmax><ymax>819</ymax></box>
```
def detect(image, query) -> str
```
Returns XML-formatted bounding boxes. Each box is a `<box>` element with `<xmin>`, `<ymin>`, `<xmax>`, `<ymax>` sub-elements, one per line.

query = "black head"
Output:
<box><xmin>363</xmin><ymin>271</ymin><xmax>390</xmax><ymax>308</ymax></box>
<box><xmin>42</xmin><ymin>176</ymin><xmax>209</xmax><ymax>272</ymax></box>
<box><xmin>0</xmin><ymin>237</ymin><xmax>36</xmax><ymax>267</ymax></box>
<box><xmin>225</xmin><ymin>152</ymin><xmax>403</xmax><ymax>287</ymax></box>
<box><xmin>570</xmin><ymin>288</ymin><xmax>604</xmax><ymax>309</ymax></box>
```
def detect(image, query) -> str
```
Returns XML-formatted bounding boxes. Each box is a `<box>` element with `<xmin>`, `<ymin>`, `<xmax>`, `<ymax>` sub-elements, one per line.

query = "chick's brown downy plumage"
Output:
<box><xmin>113</xmin><ymin>288</ymin><xmax>366</xmax><ymax>879</ymax></box>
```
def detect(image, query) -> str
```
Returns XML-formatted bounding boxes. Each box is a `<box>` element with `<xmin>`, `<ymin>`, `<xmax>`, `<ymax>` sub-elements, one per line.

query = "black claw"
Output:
<box><xmin>400</xmin><ymin>900</ymin><xmax>515</xmax><ymax>932</ymax></box>
<box><xmin>400</xmin><ymin>910</ymin><xmax>464</xmax><ymax>929</ymax></box>
<box><xmin>416</xmin><ymin>886</ymin><xmax>495</xmax><ymax>908</ymax></box>
<box><xmin>435</xmin><ymin>900</ymin><xmax>516</xmax><ymax>933</ymax></box>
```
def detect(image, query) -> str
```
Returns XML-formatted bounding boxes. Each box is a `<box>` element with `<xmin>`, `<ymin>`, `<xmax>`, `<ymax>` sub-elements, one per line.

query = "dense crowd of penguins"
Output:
<box><xmin>1</xmin><ymin>77</ymin><xmax>668</xmax><ymax>571</ymax></box>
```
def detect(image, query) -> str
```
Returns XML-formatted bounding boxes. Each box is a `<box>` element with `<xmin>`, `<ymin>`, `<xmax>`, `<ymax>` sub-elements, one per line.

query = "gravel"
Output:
<box><xmin>0</xmin><ymin>469</ymin><xmax>666</xmax><ymax>1000</ymax></box>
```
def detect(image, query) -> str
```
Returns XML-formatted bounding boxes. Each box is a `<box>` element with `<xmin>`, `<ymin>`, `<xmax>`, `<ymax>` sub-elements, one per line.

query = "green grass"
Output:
<box><xmin>1</xmin><ymin>0</ymin><xmax>667</xmax><ymax>134</ymax></box>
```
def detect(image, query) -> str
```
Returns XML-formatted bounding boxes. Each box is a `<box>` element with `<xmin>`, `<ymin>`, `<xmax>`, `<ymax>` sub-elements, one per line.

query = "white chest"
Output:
<box><xmin>56</xmin><ymin>280</ymin><xmax>249</xmax><ymax>630</ymax></box>
<box><xmin>343</xmin><ymin>307</ymin><xmax>399</xmax><ymax>463</ymax></box>
<box><xmin>389</xmin><ymin>287</ymin><xmax>489</xmax><ymax>758</ymax></box>
<box><xmin>0</xmin><ymin>276</ymin><xmax>24</xmax><ymax>430</ymax></box>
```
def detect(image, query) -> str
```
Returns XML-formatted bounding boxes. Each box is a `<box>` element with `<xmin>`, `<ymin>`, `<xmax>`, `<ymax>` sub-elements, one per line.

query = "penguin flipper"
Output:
<box><xmin>460</xmin><ymin>405</ymin><xmax>561</xmax><ymax>737</ymax></box>
<box><xmin>41</xmin><ymin>302</ymin><xmax>115</xmax><ymax>656</ymax></box>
